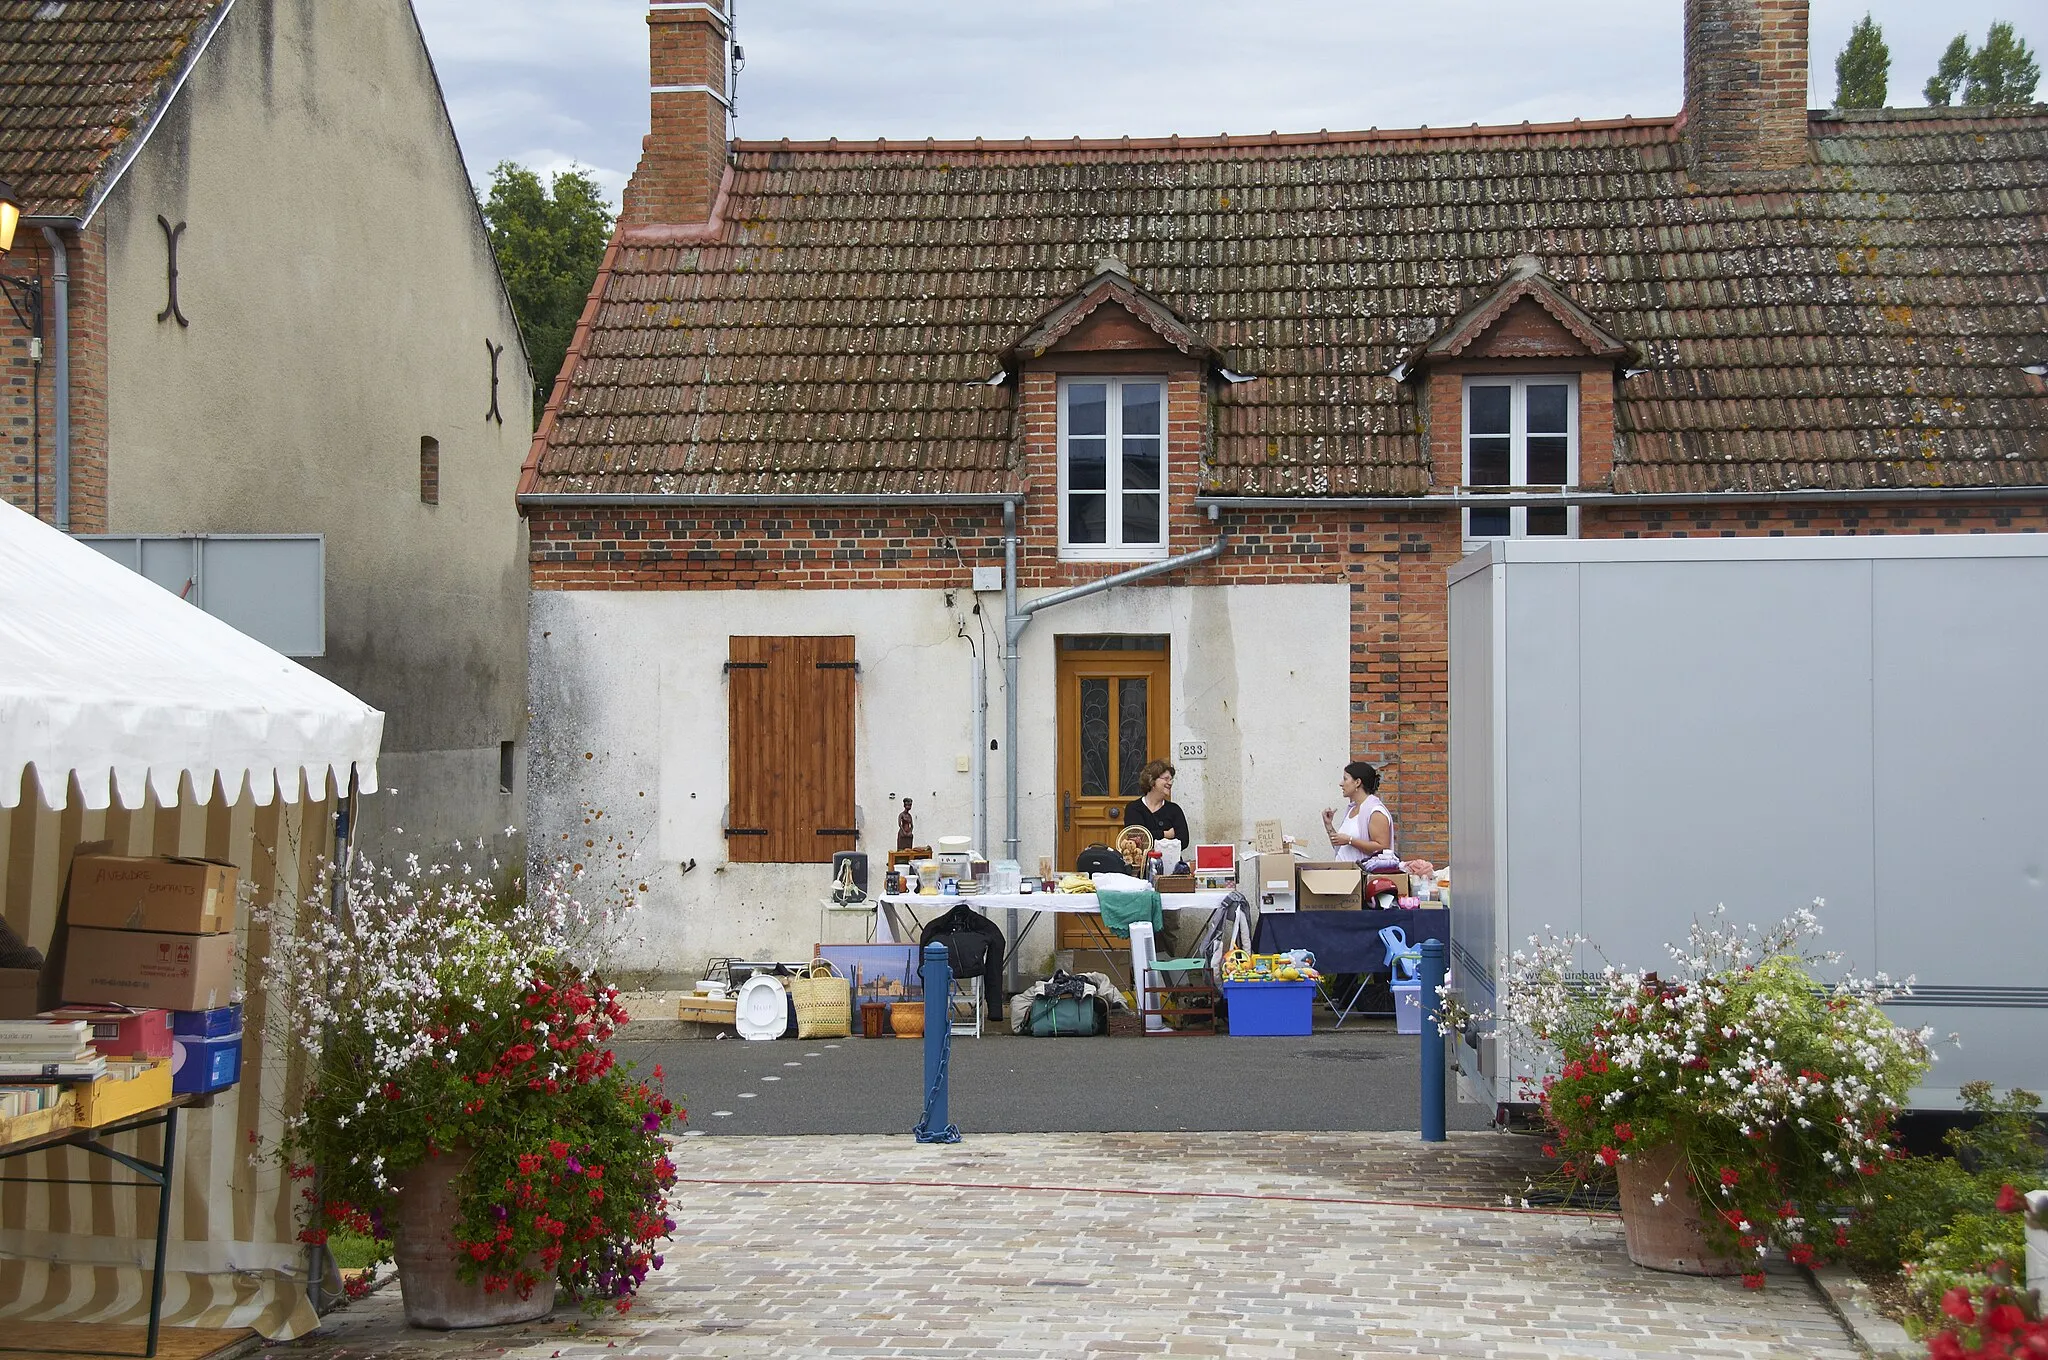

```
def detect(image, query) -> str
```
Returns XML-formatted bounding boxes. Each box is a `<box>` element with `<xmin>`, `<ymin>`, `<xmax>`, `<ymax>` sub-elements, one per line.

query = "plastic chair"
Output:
<box><xmin>946</xmin><ymin>975</ymin><xmax>983</xmax><ymax>1037</ymax></box>
<box><xmin>1128</xmin><ymin>921</ymin><xmax>1217</xmax><ymax>1035</ymax></box>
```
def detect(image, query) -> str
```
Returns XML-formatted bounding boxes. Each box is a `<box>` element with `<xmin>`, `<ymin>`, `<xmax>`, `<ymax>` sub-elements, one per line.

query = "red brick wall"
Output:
<box><xmin>1425</xmin><ymin>360</ymin><xmax>1617</xmax><ymax>490</ymax></box>
<box><xmin>0</xmin><ymin>224</ymin><xmax>108</xmax><ymax>532</ymax></box>
<box><xmin>1586</xmin><ymin>502</ymin><xmax>2048</xmax><ymax>539</ymax></box>
<box><xmin>1683</xmin><ymin>0</ymin><xmax>1811</xmax><ymax>183</ymax></box>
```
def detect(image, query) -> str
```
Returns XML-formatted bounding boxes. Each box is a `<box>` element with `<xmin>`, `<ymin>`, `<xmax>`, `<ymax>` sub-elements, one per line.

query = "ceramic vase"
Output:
<box><xmin>390</xmin><ymin>1147</ymin><xmax>557</xmax><ymax>1328</ymax></box>
<box><xmin>889</xmin><ymin>1001</ymin><xmax>925</xmax><ymax>1038</ymax></box>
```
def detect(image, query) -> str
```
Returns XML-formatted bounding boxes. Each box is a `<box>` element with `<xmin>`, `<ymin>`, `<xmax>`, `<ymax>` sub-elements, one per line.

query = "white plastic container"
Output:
<box><xmin>990</xmin><ymin>860</ymin><xmax>1022</xmax><ymax>894</ymax></box>
<box><xmin>1393</xmin><ymin>982</ymin><xmax>1421</xmax><ymax>1035</ymax></box>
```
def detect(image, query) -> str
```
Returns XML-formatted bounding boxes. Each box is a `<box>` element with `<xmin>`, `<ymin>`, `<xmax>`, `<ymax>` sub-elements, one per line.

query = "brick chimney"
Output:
<box><xmin>620</xmin><ymin>0</ymin><xmax>730</xmax><ymax>227</ymax></box>
<box><xmin>1682</xmin><ymin>0</ymin><xmax>1812</xmax><ymax>186</ymax></box>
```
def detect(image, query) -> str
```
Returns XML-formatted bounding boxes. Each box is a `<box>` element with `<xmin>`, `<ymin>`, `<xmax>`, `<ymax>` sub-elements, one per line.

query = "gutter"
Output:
<box><xmin>1195</xmin><ymin>486</ymin><xmax>2048</xmax><ymax>512</ymax></box>
<box><xmin>38</xmin><ymin>227</ymin><xmax>70</xmax><ymax>530</ymax></box>
<box><xmin>519</xmin><ymin>491</ymin><xmax>1027</xmax><ymax>508</ymax></box>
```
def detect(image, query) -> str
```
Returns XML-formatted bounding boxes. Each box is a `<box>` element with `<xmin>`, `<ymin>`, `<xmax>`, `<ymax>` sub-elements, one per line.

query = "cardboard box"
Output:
<box><xmin>1296</xmin><ymin>861</ymin><xmax>1364</xmax><ymax>911</ymax></box>
<box><xmin>44</xmin><ymin>1005</ymin><xmax>175</xmax><ymax>1059</ymax></box>
<box><xmin>66</xmin><ymin>855</ymin><xmax>238</xmax><ymax>935</ymax></box>
<box><xmin>1241</xmin><ymin>852</ymin><xmax>1297</xmax><ymax>914</ymax></box>
<box><xmin>0</xmin><ymin>967</ymin><xmax>41</xmax><ymax>1020</ymax></box>
<box><xmin>62</xmin><ymin>929</ymin><xmax>238</xmax><ymax>1012</ymax></box>
<box><xmin>171</xmin><ymin>1030</ymin><xmax>242</xmax><ymax>1095</ymax></box>
<box><xmin>73</xmin><ymin>1059</ymin><xmax>173</xmax><ymax>1128</ymax></box>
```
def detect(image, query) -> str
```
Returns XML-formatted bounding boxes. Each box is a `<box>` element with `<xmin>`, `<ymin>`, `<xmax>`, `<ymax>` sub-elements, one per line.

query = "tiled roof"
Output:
<box><xmin>528</xmin><ymin>109</ymin><xmax>2048</xmax><ymax>499</ymax></box>
<box><xmin>0</xmin><ymin>0</ymin><xmax>223</xmax><ymax>219</ymax></box>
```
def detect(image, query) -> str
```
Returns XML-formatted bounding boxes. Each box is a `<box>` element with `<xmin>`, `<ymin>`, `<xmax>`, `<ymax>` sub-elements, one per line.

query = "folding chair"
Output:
<box><xmin>1129</xmin><ymin>921</ymin><xmax>1217</xmax><ymax>1035</ymax></box>
<box><xmin>946</xmin><ymin>974</ymin><xmax>984</xmax><ymax>1037</ymax></box>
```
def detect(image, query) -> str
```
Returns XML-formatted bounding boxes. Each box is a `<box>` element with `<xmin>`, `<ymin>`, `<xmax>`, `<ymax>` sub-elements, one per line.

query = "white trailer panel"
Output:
<box><xmin>1448</xmin><ymin>535</ymin><xmax>2048</xmax><ymax>1111</ymax></box>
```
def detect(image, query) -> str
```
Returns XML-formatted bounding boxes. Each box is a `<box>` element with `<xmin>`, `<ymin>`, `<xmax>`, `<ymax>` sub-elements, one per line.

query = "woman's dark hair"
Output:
<box><xmin>1344</xmin><ymin>760</ymin><xmax>1381</xmax><ymax>794</ymax></box>
<box><xmin>1138</xmin><ymin>759</ymin><xmax>1176</xmax><ymax>792</ymax></box>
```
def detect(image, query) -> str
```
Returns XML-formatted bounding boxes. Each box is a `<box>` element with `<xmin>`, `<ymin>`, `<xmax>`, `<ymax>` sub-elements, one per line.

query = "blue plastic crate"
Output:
<box><xmin>1221</xmin><ymin>980</ymin><xmax>1315</xmax><ymax>1037</ymax></box>
<box><xmin>172</xmin><ymin>1003</ymin><xmax>242</xmax><ymax>1038</ymax></box>
<box><xmin>171</xmin><ymin>1030</ymin><xmax>241</xmax><ymax>1094</ymax></box>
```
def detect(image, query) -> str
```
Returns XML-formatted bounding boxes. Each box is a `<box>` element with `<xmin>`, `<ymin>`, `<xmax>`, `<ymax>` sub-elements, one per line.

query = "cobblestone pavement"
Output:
<box><xmin>263</xmin><ymin>1131</ymin><xmax>1859</xmax><ymax>1360</ymax></box>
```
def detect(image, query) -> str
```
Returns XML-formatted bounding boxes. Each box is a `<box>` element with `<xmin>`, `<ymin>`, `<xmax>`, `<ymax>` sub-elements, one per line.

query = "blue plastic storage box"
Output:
<box><xmin>1221</xmin><ymin>980</ymin><xmax>1315</xmax><ymax>1036</ymax></box>
<box><xmin>172</xmin><ymin>1003</ymin><xmax>242</xmax><ymax>1038</ymax></box>
<box><xmin>171</xmin><ymin>1030</ymin><xmax>241</xmax><ymax>1094</ymax></box>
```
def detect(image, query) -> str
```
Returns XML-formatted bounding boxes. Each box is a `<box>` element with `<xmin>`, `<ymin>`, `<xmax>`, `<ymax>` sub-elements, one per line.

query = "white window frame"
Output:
<box><xmin>1057</xmin><ymin>375</ymin><xmax>1169</xmax><ymax>563</ymax></box>
<box><xmin>1461</xmin><ymin>373</ymin><xmax>1580</xmax><ymax>544</ymax></box>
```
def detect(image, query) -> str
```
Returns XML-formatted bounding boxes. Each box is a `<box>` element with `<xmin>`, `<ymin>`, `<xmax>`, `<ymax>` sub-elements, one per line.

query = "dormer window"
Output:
<box><xmin>1060</xmin><ymin>377</ymin><xmax>1165</xmax><ymax>561</ymax></box>
<box><xmin>1463</xmin><ymin>375</ymin><xmax>1577</xmax><ymax>540</ymax></box>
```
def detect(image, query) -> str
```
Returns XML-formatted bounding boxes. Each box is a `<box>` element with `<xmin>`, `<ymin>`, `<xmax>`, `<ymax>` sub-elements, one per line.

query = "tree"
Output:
<box><xmin>1965</xmin><ymin>21</ymin><xmax>2040</xmax><ymax>106</ymax></box>
<box><xmin>478</xmin><ymin>162</ymin><xmax>615</xmax><ymax>421</ymax></box>
<box><xmin>1834</xmin><ymin>14</ymin><xmax>1889</xmax><ymax>108</ymax></box>
<box><xmin>1925</xmin><ymin>33</ymin><xmax>1972</xmax><ymax>105</ymax></box>
<box><xmin>1925</xmin><ymin>23</ymin><xmax>2040</xmax><ymax>107</ymax></box>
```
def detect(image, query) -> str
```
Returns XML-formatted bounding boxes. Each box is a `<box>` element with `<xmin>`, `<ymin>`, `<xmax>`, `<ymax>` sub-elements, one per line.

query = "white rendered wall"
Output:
<box><xmin>528</xmin><ymin>582</ymin><xmax>1351</xmax><ymax>981</ymax></box>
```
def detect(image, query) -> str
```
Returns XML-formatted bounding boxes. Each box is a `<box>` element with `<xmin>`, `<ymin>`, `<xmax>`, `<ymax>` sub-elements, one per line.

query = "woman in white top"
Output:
<box><xmin>1323</xmin><ymin>761</ymin><xmax>1395</xmax><ymax>865</ymax></box>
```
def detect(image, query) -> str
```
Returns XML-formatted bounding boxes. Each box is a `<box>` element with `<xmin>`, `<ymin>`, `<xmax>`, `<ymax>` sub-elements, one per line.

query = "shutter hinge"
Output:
<box><xmin>814</xmin><ymin>827</ymin><xmax>858</xmax><ymax>836</ymax></box>
<box><xmin>724</xmin><ymin>827</ymin><xmax>769</xmax><ymax>837</ymax></box>
<box><xmin>724</xmin><ymin>661</ymin><xmax>768</xmax><ymax>673</ymax></box>
<box><xmin>814</xmin><ymin>660</ymin><xmax>860</xmax><ymax>671</ymax></box>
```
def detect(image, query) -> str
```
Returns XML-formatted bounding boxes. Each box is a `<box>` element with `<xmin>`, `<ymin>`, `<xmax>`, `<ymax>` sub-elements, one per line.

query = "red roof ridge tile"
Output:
<box><xmin>730</xmin><ymin>113</ymin><xmax>1682</xmax><ymax>156</ymax></box>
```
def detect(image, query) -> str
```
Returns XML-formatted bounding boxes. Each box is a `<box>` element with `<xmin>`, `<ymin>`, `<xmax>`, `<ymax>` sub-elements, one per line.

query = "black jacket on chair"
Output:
<box><xmin>919</xmin><ymin>903</ymin><xmax>1007</xmax><ymax>1013</ymax></box>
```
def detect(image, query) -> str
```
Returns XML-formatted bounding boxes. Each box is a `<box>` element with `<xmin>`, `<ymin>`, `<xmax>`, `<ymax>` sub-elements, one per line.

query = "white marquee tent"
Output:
<box><xmin>0</xmin><ymin>499</ymin><xmax>384</xmax><ymax>1340</ymax></box>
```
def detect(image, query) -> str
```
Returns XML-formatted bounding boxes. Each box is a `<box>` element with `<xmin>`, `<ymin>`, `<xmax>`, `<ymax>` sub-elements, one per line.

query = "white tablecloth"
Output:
<box><xmin>873</xmin><ymin>890</ymin><xmax>1229</xmax><ymax>942</ymax></box>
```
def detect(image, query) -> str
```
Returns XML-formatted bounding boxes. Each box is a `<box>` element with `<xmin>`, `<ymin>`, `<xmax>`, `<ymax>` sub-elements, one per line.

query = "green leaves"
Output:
<box><xmin>1835</xmin><ymin>14</ymin><xmax>1890</xmax><ymax>110</ymax></box>
<box><xmin>480</xmin><ymin>163</ymin><xmax>616</xmax><ymax>422</ymax></box>
<box><xmin>1925</xmin><ymin>22</ymin><xmax>2040</xmax><ymax>108</ymax></box>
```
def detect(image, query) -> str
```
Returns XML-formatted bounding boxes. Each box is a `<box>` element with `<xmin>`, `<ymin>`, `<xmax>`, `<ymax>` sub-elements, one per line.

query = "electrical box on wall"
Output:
<box><xmin>971</xmin><ymin>566</ymin><xmax>1003</xmax><ymax>592</ymax></box>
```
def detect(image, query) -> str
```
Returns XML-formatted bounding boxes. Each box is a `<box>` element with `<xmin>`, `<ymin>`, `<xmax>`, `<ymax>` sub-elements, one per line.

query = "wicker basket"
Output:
<box><xmin>789</xmin><ymin>961</ymin><xmax>852</xmax><ymax>1039</ymax></box>
<box><xmin>889</xmin><ymin>1001</ymin><xmax>925</xmax><ymax>1038</ymax></box>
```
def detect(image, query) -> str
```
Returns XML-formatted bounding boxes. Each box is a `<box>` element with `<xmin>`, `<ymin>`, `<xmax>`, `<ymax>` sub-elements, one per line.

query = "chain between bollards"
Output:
<box><xmin>914</xmin><ymin>942</ymin><xmax>961</xmax><ymax>1143</ymax></box>
<box><xmin>1419</xmin><ymin>937</ymin><xmax>1447</xmax><ymax>1143</ymax></box>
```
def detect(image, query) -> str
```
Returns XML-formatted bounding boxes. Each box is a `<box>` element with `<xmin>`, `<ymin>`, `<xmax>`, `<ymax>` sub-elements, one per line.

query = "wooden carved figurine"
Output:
<box><xmin>896</xmin><ymin>797</ymin><xmax>914</xmax><ymax>850</ymax></box>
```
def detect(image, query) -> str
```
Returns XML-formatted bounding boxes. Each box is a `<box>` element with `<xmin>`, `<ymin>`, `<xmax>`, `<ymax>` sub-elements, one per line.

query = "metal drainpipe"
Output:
<box><xmin>39</xmin><ymin>227</ymin><xmax>69</xmax><ymax>531</ymax></box>
<box><xmin>1001</xmin><ymin>526</ymin><xmax>1230</xmax><ymax>865</ymax></box>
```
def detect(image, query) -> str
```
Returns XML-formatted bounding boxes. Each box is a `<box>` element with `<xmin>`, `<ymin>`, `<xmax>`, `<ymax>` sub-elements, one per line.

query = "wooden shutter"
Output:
<box><xmin>727</xmin><ymin>636</ymin><xmax>856</xmax><ymax>864</ymax></box>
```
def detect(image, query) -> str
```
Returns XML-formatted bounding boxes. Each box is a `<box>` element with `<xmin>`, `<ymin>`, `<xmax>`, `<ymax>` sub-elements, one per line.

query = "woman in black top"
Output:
<box><xmin>1122</xmin><ymin>759</ymin><xmax>1190</xmax><ymax>846</ymax></box>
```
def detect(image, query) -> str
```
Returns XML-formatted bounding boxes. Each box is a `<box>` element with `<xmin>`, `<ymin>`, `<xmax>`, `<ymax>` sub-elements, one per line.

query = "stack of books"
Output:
<box><xmin>0</xmin><ymin>1020</ymin><xmax>107</xmax><ymax>1079</ymax></box>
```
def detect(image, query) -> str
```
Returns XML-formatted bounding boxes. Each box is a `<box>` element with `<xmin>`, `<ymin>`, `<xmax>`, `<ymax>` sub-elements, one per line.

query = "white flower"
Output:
<box><xmin>1651</xmin><ymin>1192</ymin><xmax>1666</xmax><ymax>1206</ymax></box>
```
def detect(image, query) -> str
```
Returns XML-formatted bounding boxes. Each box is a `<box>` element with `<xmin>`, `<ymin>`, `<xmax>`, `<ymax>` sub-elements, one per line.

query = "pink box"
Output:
<box><xmin>43</xmin><ymin>1004</ymin><xmax>175</xmax><ymax>1059</ymax></box>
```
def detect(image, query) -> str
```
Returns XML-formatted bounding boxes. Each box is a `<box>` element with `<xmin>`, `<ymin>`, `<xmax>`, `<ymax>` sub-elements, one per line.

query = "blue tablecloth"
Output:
<box><xmin>1252</xmin><ymin>908</ymin><xmax>1449</xmax><ymax>974</ymax></box>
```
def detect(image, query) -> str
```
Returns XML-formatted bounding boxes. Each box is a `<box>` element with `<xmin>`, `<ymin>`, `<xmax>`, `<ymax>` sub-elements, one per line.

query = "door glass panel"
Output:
<box><xmin>1068</xmin><ymin>384</ymin><xmax>1107</xmax><ymax>436</ymax></box>
<box><xmin>1117</xmin><ymin>678</ymin><xmax>1148</xmax><ymax>797</ymax></box>
<box><xmin>1468</xmin><ymin>385</ymin><xmax>1511</xmax><ymax>435</ymax></box>
<box><xmin>1068</xmin><ymin>493</ymin><xmax>1106</xmax><ymax>543</ymax></box>
<box><xmin>1526</xmin><ymin>384</ymin><xmax>1570</xmax><ymax>434</ymax></box>
<box><xmin>1079</xmin><ymin>678</ymin><xmax>1110</xmax><ymax>796</ymax></box>
<box><xmin>1122</xmin><ymin>493</ymin><xmax>1161</xmax><ymax>544</ymax></box>
<box><xmin>1527</xmin><ymin>436</ymin><xmax>1570</xmax><ymax>485</ymax></box>
<box><xmin>1468</xmin><ymin>437</ymin><xmax>1511</xmax><ymax>485</ymax></box>
<box><xmin>1068</xmin><ymin>438</ymin><xmax>1107</xmax><ymax>490</ymax></box>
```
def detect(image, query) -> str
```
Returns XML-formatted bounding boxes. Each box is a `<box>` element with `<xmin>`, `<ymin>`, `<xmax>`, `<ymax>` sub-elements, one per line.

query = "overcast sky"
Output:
<box><xmin>411</xmin><ymin>1</ymin><xmax>2041</xmax><ymax>208</ymax></box>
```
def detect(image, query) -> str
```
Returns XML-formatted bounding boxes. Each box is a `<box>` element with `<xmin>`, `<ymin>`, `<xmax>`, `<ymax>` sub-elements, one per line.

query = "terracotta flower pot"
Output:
<box><xmin>390</xmin><ymin>1147</ymin><xmax>558</xmax><ymax>1328</ymax></box>
<box><xmin>889</xmin><ymin>1001</ymin><xmax>925</xmax><ymax>1038</ymax></box>
<box><xmin>1614</xmin><ymin>1142</ymin><xmax>1743</xmax><ymax>1275</ymax></box>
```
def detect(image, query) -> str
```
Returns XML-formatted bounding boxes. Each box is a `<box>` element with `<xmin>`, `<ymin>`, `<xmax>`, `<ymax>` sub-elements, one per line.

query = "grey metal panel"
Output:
<box><xmin>1872</xmin><ymin>556</ymin><xmax>2048</xmax><ymax>1009</ymax></box>
<box><xmin>1448</xmin><ymin>560</ymin><xmax>1499</xmax><ymax>1013</ymax></box>
<box><xmin>1503</xmin><ymin>563</ymin><xmax>1584</xmax><ymax>954</ymax></box>
<box><xmin>1573</xmin><ymin>558</ymin><xmax>1878</xmax><ymax>977</ymax></box>
<box><xmin>76</xmin><ymin>534</ymin><xmax>325</xmax><ymax>657</ymax></box>
<box><xmin>202</xmin><ymin>538</ymin><xmax>325</xmax><ymax>656</ymax></box>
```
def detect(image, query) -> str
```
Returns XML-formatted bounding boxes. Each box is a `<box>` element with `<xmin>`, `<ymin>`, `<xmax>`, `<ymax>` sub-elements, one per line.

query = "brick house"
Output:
<box><xmin>0</xmin><ymin>1</ymin><xmax>533</xmax><ymax>855</ymax></box>
<box><xmin>521</xmin><ymin>0</ymin><xmax>2048</xmax><ymax>978</ymax></box>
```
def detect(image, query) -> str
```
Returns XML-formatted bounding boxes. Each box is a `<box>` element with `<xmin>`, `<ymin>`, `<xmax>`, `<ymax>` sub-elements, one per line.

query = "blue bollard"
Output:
<box><xmin>1419</xmin><ymin>938</ymin><xmax>1447</xmax><ymax>1143</ymax></box>
<box><xmin>914</xmin><ymin>943</ymin><xmax>961</xmax><ymax>1143</ymax></box>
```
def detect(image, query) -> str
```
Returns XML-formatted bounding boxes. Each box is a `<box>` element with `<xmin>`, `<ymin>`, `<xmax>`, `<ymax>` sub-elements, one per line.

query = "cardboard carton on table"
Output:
<box><xmin>65</xmin><ymin>855</ymin><xmax>239</xmax><ymax>935</ymax></box>
<box><xmin>62</xmin><ymin>928</ymin><xmax>238</xmax><ymax>1013</ymax></box>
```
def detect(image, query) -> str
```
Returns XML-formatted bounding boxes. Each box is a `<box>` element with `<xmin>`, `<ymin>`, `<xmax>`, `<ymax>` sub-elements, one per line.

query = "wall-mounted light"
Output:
<box><xmin>0</xmin><ymin>179</ymin><xmax>20</xmax><ymax>253</ymax></box>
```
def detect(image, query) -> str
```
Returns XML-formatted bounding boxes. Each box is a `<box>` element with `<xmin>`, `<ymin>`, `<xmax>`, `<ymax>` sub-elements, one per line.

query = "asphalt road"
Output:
<box><xmin>616</xmin><ymin>1024</ymin><xmax>1498</xmax><ymax>1137</ymax></box>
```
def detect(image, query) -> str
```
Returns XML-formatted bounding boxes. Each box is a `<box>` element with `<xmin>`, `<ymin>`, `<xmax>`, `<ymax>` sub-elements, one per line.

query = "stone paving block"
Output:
<box><xmin>260</xmin><ymin>1131</ymin><xmax>1860</xmax><ymax>1360</ymax></box>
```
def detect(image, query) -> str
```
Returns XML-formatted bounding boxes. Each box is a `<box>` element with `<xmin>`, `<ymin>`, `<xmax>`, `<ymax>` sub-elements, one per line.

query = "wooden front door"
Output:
<box><xmin>1054</xmin><ymin>637</ymin><xmax>1170</xmax><ymax>950</ymax></box>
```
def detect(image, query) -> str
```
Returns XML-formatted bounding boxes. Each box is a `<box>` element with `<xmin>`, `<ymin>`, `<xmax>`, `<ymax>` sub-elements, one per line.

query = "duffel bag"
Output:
<box><xmin>1027</xmin><ymin>993</ymin><xmax>1104</xmax><ymax>1037</ymax></box>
